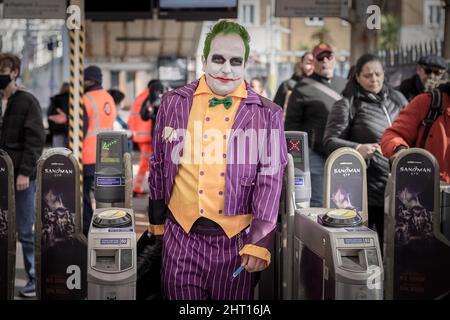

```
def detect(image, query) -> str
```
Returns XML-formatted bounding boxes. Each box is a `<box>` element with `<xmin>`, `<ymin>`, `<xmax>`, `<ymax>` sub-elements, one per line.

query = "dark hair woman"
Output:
<box><xmin>323</xmin><ymin>54</ymin><xmax>408</xmax><ymax>248</ymax></box>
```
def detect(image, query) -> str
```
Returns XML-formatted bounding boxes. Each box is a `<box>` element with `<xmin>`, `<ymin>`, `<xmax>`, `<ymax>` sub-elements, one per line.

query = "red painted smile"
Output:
<box><xmin>209</xmin><ymin>74</ymin><xmax>239</xmax><ymax>83</ymax></box>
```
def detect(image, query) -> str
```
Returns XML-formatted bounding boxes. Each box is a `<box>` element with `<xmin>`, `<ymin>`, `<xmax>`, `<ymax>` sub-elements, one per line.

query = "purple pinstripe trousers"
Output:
<box><xmin>161</xmin><ymin>218</ymin><xmax>256</xmax><ymax>300</ymax></box>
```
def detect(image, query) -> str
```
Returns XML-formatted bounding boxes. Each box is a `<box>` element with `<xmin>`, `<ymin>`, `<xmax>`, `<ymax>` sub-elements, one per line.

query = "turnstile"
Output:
<box><xmin>293</xmin><ymin>147</ymin><xmax>383</xmax><ymax>300</ymax></box>
<box><xmin>87</xmin><ymin>132</ymin><xmax>136</xmax><ymax>300</ymax></box>
<box><xmin>257</xmin><ymin>131</ymin><xmax>311</xmax><ymax>300</ymax></box>
<box><xmin>94</xmin><ymin>132</ymin><xmax>132</xmax><ymax>209</ymax></box>
<box><xmin>384</xmin><ymin>148</ymin><xmax>450</xmax><ymax>299</ymax></box>
<box><xmin>293</xmin><ymin>208</ymin><xmax>383</xmax><ymax>300</ymax></box>
<box><xmin>35</xmin><ymin>148</ymin><xmax>87</xmax><ymax>299</ymax></box>
<box><xmin>87</xmin><ymin>207</ymin><xmax>136</xmax><ymax>300</ymax></box>
<box><xmin>0</xmin><ymin>150</ymin><xmax>16</xmax><ymax>300</ymax></box>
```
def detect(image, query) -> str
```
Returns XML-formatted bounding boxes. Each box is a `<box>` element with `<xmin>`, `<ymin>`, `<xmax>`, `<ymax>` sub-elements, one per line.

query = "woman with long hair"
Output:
<box><xmin>323</xmin><ymin>54</ymin><xmax>408</xmax><ymax>247</ymax></box>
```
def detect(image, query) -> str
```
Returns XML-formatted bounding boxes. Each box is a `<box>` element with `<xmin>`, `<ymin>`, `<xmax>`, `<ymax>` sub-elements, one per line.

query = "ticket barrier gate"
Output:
<box><xmin>256</xmin><ymin>131</ymin><xmax>311</xmax><ymax>300</ymax></box>
<box><xmin>35</xmin><ymin>148</ymin><xmax>87</xmax><ymax>300</ymax></box>
<box><xmin>293</xmin><ymin>148</ymin><xmax>383</xmax><ymax>300</ymax></box>
<box><xmin>87</xmin><ymin>132</ymin><xmax>136</xmax><ymax>300</ymax></box>
<box><xmin>0</xmin><ymin>150</ymin><xmax>16</xmax><ymax>300</ymax></box>
<box><xmin>87</xmin><ymin>207</ymin><xmax>136</xmax><ymax>300</ymax></box>
<box><xmin>384</xmin><ymin>148</ymin><xmax>450</xmax><ymax>299</ymax></box>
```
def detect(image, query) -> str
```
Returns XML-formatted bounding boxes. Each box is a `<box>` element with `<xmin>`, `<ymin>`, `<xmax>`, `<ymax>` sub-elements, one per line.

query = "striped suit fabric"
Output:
<box><xmin>162</xmin><ymin>218</ymin><xmax>256</xmax><ymax>300</ymax></box>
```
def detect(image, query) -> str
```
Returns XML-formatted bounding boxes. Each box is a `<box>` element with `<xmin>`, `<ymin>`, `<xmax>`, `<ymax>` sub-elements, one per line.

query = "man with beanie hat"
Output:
<box><xmin>81</xmin><ymin>65</ymin><xmax>117</xmax><ymax>235</ymax></box>
<box><xmin>398</xmin><ymin>54</ymin><xmax>448</xmax><ymax>101</ymax></box>
<box><xmin>84</xmin><ymin>65</ymin><xmax>103</xmax><ymax>88</ymax></box>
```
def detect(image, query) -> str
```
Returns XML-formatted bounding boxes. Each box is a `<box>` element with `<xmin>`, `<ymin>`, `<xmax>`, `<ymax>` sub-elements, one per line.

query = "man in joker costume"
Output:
<box><xmin>148</xmin><ymin>20</ymin><xmax>288</xmax><ymax>300</ymax></box>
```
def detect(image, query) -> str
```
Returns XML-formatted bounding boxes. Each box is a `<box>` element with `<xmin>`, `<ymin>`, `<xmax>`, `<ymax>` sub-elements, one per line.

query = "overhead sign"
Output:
<box><xmin>3</xmin><ymin>0</ymin><xmax>66</xmax><ymax>19</ymax></box>
<box><xmin>275</xmin><ymin>0</ymin><xmax>348</xmax><ymax>18</ymax></box>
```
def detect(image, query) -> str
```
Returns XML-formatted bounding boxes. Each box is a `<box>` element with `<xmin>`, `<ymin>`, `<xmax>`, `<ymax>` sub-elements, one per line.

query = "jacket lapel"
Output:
<box><xmin>171</xmin><ymin>79</ymin><xmax>199</xmax><ymax>130</ymax></box>
<box><xmin>230</xmin><ymin>83</ymin><xmax>262</xmax><ymax>136</ymax></box>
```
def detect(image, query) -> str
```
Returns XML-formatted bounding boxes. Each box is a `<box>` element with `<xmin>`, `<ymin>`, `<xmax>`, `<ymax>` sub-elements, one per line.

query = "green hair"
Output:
<box><xmin>203</xmin><ymin>20</ymin><xmax>251</xmax><ymax>62</ymax></box>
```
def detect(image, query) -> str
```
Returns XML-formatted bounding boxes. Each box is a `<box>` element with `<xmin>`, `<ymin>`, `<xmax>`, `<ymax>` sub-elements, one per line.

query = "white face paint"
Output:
<box><xmin>203</xmin><ymin>33</ymin><xmax>246</xmax><ymax>96</ymax></box>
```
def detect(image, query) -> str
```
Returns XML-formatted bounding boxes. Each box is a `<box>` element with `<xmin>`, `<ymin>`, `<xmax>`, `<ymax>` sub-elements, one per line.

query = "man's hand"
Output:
<box><xmin>16</xmin><ymin>174</ymin><xmax>30</xmax><ymax>191</ymax></box>
<box><xmin>356</xmin><ymin>143</ymin><xmax>381</xmax><ymax>160</ymax></box>
<box><xmin>48</xmin><ymin>108</ymin><xmax>68</xmax><ymax>124</ymax></box>
<box><xmin>389</xmin><ymin>145</ymin><xmax>408</xmax><ymax>168</ymax></box>
<box><xmin>393</xmin><ymin>145</ymin><xmax>408</xmax><ymax>155</ymax></box>
<box><xmin>241</xmin><ymin>254</ymin><xmax>268</xmax><ymax>273</ymax></box>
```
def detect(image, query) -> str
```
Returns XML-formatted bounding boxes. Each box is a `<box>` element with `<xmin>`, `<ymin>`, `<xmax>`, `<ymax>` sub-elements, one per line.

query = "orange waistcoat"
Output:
<box><xmin>82</xmin><ymin>89</ymin><xmax>117</xmax><ymax>165</ymax></box>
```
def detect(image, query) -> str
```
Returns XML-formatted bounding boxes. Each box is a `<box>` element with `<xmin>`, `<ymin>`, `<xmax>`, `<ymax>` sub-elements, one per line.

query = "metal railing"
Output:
<box><xmin>376</xmin><ymin>40</ymin><xmax>443</xmax><ymax>67</ymax></box>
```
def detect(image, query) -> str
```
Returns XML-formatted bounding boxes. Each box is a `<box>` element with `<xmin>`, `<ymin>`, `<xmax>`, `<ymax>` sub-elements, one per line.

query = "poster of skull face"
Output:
<box><xmin>41</xmin><ymin>156</ymin><xmax>76</xmax><ymax>248</ymax></box>
<box><xmin>395</xmin><ymin>187</ymin><xmax>433</xmax><ymax>246</ymax></box>
<box><xmin>394</xmin><ymin>155</ymin><xmax>435</xmax><ymax>247</ymax></box>
<box><xmin>39</xmin><ymin>154</ymin><xmax>86</xmax><ymax>300</ymax></box>
<box><xmin>42</xmin><ymin>188</ymin><xmax>75</xmax><ymax>248</ymax></box>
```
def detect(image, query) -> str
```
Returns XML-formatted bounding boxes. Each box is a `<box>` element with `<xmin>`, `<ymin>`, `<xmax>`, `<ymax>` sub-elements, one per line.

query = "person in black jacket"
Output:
<box><xmin>139</xmin><ymin>79</ymin><xmax>164</xmax><ymax>139</ymax></box>
<box><xmin>47</xmin><ymin>82</ymin><xmax>69</xmax><ymax>147</ymax></box>
<box><xmin>398</xmin><ymin>54</ymin><xmax>447</xmax><ymax>102</ymax></box>
<box><xmin>284</xmin><ymin>43</ymin><xmax>346</xmax><ymax>207</ymax></box>
<box><xmin>323</xmin><ymin>54</ymin><xmax>407</xmax><ymax>246</ymax></box>
<box><xmin>0</xmin><ymin>53</ymin><xmax>45</xmax><ymax>297</ymax></box>
<box><xmin>273</xmin><ymin>51</ymin><xmax>314</xmax><ymax>109</ymax></box>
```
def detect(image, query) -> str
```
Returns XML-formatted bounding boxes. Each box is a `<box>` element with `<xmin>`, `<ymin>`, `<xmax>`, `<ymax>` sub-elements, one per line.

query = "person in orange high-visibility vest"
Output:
<box><xmin>82</xmin><ymin>65</ymin><xmax>117</xmax><ymax>235</ymax></box>
<box><xmin>128</xmin><ymin>80</ymin><xmax>164</xmax><ymax>195</ymax></box>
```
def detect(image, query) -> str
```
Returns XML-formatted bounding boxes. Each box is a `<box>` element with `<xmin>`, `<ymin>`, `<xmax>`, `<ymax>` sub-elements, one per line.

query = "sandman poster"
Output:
<box><xmin>393</xmin><ymin>153</ymin><xmax>450</xmax><ymax>299</ymax></box>
<box><xmin>40</xmin><ymin>154</ymin><xmax>86</xmax><ymax>299</ymax></box>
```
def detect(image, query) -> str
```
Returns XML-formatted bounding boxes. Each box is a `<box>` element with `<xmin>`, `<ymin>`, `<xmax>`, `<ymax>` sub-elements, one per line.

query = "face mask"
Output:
<box><xmin>0</xmin><ymin>74</ymin><xmax>12</xmax><ymax>90</ymax></box>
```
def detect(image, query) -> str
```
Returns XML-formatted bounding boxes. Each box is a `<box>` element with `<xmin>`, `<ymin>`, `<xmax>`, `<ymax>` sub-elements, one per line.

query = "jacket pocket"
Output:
<box><xmin>238</xmin><ymin>176</ymin><xmax>256</xmax><ymax>213</ymax></box>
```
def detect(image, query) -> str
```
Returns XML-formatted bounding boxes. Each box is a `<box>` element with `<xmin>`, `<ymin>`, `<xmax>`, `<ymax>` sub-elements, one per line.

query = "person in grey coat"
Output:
<box><xmin>323</xmin><ymin>54</ymin><xmax>407</xmax><ymax>247</ymax></box>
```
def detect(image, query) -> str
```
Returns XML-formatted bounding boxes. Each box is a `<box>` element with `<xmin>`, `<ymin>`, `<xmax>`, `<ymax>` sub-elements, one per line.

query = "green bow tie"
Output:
<box><xmin>208</xmin><ymin>96</ymin><xmax>233</xmax><ymax>109</ymax></box>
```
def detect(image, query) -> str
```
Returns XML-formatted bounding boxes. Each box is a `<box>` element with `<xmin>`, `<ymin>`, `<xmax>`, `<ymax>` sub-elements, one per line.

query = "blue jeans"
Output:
<box><xmin>16</xmin><ymin>180</ymin><xmax>36</xmax><ymax>281</ymax></box>
<box><xmin>309</xmin><ymin>149</ymin><xmax>326</xmax><ymax>207</ymax></box>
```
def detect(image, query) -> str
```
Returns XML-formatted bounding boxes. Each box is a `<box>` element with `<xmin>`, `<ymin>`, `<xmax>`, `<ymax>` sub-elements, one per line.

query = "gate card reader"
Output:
<box><xmin>88</xmin><ymin>208</ymin><xmax>136</xmax><ymax>300</ymax></box>
<box><xmin>293</xmin><ymin>208</ymin><xmax>383</xmax><ymax>300</ymax></box>
<box><xmin>94</xmin><ymin>132</ymin><xmax>128</xmax><ymax>204</ymax></box>
<box><xmin>319</xmin><ymin>209</ymin><xmax>363</xmax><ymax>228</ymax></box>
<box><xmin>285</xmin><ymin>131</ymin><xmax>311</xmax><ymax>209</ymax></box>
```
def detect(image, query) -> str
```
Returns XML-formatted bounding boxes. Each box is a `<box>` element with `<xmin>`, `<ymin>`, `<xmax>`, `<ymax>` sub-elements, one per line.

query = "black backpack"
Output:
<box><xmin>418</xmin><ymin>89</ymin><xmax>443</xmax><ymax>148</ymax></box>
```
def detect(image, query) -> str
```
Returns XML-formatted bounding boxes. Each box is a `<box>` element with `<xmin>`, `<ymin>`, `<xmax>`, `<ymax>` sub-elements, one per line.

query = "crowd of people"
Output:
<box><xmin>0</xmin><ymin>19</ymin><xmax>449</xmax><ymax>300</ymax></box>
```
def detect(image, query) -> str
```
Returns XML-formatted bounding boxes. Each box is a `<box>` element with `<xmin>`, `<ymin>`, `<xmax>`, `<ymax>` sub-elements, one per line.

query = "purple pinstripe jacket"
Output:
<box><xmin>148</xmin><ymin>78</ymin><xmax>288</xmax><ymax>250</ymax></box>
